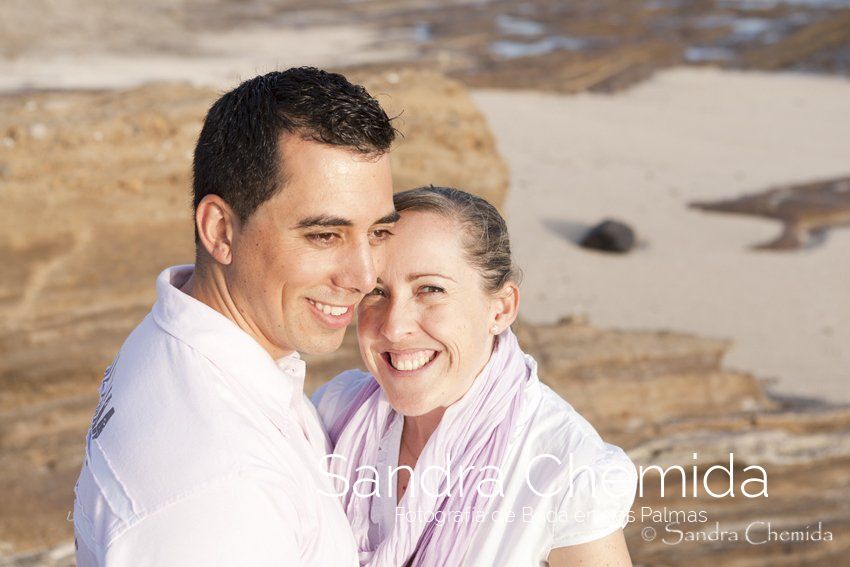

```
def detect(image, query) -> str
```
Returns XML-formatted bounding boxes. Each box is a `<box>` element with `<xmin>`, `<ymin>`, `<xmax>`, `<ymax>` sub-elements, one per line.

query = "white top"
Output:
<box><xmin>73</xmin><ymin>265</ymin><xmax>358</xmax><ymax>567</ymax></box>
<box><xmin>313</xmin><ymin>370</ymin><xmax>638</xmax><ymax>566</ymax></box>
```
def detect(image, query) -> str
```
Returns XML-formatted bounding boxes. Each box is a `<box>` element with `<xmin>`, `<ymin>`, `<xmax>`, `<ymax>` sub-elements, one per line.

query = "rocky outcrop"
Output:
<box><xmin>349</xmin><ymin>69</ymin><xmax>509</xmax><ymax>209</ymax></box>
<box><xmin>690</xmin><ymin>176</ymin><xmax>850</xmax><ymax>250</ymax></box>
<box><xmin>518</xmin><ymin>319</ymin><xmax>850</xmax><ymax>566</ymax></box>
<box><xmin>742</xmin><ymin>12</ymin><xmax>850</xmax><ymax>73</ymax></box>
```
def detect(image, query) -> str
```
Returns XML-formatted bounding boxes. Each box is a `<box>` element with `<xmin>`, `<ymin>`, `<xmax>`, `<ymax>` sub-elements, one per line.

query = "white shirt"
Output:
<box><xmin>313</xmin><ymin>371</ymin><xmax>637</xmax><ymax>566</ymax></box>
<box><xmin>73</xmin><ymin>265</ymin><xmax>358</xmax><ymax>566</ymax></box>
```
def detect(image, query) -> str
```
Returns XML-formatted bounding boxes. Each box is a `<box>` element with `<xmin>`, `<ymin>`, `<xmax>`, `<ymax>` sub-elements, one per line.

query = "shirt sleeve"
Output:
<box><xmin>104</xmin><ymin>472</ymin><xmax>303</xmax><ymax>566</ymax></box>
<box><xmin>551</xmin><ymin>442</ymin><xmax>637</xmax><ymax>548</ymax></box>
<box><xmin>311</xmin><ymin>370</ymin><xmax>370</xmax><ymax>432</ymax></box>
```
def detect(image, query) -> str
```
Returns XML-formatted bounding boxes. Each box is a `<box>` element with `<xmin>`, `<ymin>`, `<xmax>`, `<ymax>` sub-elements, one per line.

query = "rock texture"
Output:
<box><xmin>349</xmin><ymin>69</ymin><xmax>509</xmax><ymax>209</ymax></box>
<box><xmin>690</xmin><ymin>176</ymin><xmax>850</xmax><ymax>251</ymax></box>
<box><xmin>517</xmin><ymin>319</ymin><xmax>850</xmax><ymax>566</ymax></box>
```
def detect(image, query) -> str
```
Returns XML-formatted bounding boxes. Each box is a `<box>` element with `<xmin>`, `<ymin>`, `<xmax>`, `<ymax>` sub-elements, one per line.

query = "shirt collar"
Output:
<box><xmin>151</xmin><ymin>265</ymin><xmax>304</xmax><ymax>437</ymax></box>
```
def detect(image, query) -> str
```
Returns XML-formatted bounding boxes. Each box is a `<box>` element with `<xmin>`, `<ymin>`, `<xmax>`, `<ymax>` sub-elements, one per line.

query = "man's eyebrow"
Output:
<box><xmin>407</xmin><ymin>273</ymin><xmax>457</xmax><ymax>283</ymax></box>
<box><xmin>373</xmin><ymin>211</ymin><xmax>400</xmax><ymax>225</ymax></box>
<box><xmin>293</xmin><ymin>215</ymin><xmax>353</xmax><ymax>229</ymax></box>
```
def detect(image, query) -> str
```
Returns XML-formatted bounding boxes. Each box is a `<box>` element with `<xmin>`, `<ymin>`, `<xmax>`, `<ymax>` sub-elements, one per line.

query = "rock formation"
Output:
<box><xmin>349</xmin><ymin>69</ymin><xmax>510</xmax><ymax>210</ymax></box>
<box><xmin>690</xmin><ymin>176</ymin><xmax>850</xmax><ymax>250</ymax></box>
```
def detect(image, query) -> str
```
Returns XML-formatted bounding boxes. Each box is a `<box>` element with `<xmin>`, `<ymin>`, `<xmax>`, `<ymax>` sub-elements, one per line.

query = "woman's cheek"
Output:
<box><xmin>419</xmin><ymin>305</ymin><xmax>453</xmax><ymax>339</ymax></box>
<box><xmin>357</xmin><ymin>301</ymin><xmax>383</xmax><ymax>338</ymax></box>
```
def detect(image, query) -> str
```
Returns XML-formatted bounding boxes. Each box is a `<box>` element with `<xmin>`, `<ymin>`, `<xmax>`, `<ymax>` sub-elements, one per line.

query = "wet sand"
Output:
<box><xmin>474</xmin><ymin>67</ymin><xmax>850</xmax><ymax>402</ymax></box>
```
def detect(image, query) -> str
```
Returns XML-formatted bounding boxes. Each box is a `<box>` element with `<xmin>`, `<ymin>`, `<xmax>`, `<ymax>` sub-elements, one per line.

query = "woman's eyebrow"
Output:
<box><xmin>407</xmin><ymin>273</ymin><xmax>456</xmax><ymax>283</ymax></box>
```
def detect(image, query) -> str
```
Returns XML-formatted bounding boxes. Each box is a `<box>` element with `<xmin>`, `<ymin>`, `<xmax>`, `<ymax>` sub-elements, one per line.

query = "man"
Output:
<box><xmin>73</xmin><ymin>67</ymin><xmax>398</xmax><ymax>565</ymax></box>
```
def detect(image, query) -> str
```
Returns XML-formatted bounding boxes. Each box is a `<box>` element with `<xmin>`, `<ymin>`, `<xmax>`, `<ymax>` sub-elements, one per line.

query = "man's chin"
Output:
<box><xmin>294</xmin><ymin>327</ymin><xmax>348</xmax><ymax>356</ymax></box>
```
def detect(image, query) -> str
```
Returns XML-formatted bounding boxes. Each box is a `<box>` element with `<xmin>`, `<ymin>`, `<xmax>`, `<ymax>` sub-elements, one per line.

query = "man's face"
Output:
<box><xmin>226</xmin><ymin>135</ymin><xmax>396</xmax><ymax>358</ymax></box>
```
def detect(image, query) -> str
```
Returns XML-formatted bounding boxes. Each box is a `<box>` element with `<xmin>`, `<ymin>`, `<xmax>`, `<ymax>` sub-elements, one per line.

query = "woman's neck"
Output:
<box><xmin>400</xmin><ymin>335</ymin><xmax>499</xmax><ymax>459</ymax></box>
<box><xmin>401</xmin><ymin>407</ymin><xmax>446</xmax><ymax>458</ymax></box>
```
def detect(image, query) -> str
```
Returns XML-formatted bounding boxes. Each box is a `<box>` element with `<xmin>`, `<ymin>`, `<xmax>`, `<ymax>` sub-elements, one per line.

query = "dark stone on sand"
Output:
<box><xmin>580</xmin><ymin>219</ymin><xmax>635</xmax><ymax>253</ymax></box>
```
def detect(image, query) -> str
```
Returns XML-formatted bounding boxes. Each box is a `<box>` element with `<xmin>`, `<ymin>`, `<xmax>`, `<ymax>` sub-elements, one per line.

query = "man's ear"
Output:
<box><xmin>195</xmin><ymin>194</ymin><xmax>238</xmax><ymax>266</ymax></box>
<box><xmin>492</xmin><ymin>282</ymin><xmax>520</xmax><ymax>331</ymax></box>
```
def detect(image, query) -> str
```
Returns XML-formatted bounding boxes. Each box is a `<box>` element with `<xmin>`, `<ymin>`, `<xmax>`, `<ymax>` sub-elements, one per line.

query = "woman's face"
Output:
<box><xmin>357</xmin><ymin>210</ymin><xmax>510</xmax><ymax>417</ymax></box>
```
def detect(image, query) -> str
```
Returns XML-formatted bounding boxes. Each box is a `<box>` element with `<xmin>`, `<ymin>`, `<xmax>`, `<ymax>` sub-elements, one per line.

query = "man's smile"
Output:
<box><xmin>306</xmin><ymin>298</ymin><xmax>355</xmax><ymax>329</ymax></box>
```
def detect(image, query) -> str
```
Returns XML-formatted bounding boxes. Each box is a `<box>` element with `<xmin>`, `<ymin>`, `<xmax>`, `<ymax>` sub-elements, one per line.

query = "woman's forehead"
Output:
<box><xmin>382</xmin><ymin>210</ymin><xmax>468</xmax><ymax>279</ymax></box>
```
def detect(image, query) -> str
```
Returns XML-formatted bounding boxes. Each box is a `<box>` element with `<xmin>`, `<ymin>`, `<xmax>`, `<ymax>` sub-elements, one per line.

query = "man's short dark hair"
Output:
<box><xmin>192</xmin><ymin>67</ymin><xmax>396</xmax><ymax>223</ymax></box>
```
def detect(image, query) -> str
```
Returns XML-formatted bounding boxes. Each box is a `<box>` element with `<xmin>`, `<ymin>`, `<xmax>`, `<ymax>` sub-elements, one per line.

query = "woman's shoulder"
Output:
<box><xmin>522</xmin><ymin>384</ymin><xmax>637</xmax><ymax>547</ymax></box>
<box><xmin>520</xmin><ymin>382</ymin><xmax>637</xmax><ymax>496</ymax></box>
<box><xmin>524</xmin><ymin>384</ymin><xmax>619</xmax><ymax>463</ymax></box>
<box><xmin>311</xmin><ymin>369</ymin><xmax>374</xmax><ymax>431</ymax></box>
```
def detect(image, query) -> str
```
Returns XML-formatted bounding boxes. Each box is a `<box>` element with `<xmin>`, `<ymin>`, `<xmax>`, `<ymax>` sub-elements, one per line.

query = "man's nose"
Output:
<box><xmin>335</xmin><ymin>238</ymin><xmax>377</xmax><ymax>295</ymax></box>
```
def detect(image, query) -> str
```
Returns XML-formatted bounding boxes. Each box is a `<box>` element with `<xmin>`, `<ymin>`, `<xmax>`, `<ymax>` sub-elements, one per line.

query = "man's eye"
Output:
<box><xmin>369</xmin><ymin>228</ymin><xmax>393</xmax><ymax>242</ymax></box>
<box><xmin>307</xmin><ymin>232</ymin><xmax>339</xmax><ymax>245</ymax></box>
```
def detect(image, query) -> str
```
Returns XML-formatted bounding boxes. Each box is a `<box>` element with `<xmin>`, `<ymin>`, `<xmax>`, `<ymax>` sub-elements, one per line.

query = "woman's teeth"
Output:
<box><xmin>311</xmin><ymin>300</ymin><xmax>349</xmax><ymax>316</ymax></box>
<box><xmin>388</xmin><ymin>350</ymin><xmax>436</xmax><ymax>371</ymax></box>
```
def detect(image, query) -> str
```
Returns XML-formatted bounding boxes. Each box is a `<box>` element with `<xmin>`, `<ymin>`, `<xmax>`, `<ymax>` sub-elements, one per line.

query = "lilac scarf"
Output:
<box><xmin>329</xmin><ymin>329</ymin><xmax>534</xmax><ymax>566</ymax></box>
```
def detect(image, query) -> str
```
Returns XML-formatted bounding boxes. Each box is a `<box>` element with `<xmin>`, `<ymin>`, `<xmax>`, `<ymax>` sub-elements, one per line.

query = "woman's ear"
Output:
<box><xmin>195</xmin><ymin>194</ymin><xmax>238</xmax><ymax>265</ymax></box>
<box><xmin>491</xmin><ymin>282</ymin><xmax>520</xmax><ymax>331</ymax></box>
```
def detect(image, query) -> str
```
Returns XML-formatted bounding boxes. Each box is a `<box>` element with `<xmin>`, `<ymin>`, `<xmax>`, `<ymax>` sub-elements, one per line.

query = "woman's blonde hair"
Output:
<box><xmin>393</xmin><ymin>186</ymin><xmax>521</xmax><ymax>293</ymax></box>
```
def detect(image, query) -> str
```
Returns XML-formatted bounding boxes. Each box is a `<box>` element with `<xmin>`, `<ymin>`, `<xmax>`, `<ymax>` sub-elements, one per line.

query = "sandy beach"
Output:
<box><xmin>474</xmin><ymin>67</ymin><xmax>850</xmax><ymax>403</ymax></box>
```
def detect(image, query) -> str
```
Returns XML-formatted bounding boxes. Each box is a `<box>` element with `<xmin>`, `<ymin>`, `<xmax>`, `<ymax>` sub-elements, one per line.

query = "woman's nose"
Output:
<box><xmin>380</xmin><ymin>299</ymin><xmax>416</xmax><ymax>344</ymax></box>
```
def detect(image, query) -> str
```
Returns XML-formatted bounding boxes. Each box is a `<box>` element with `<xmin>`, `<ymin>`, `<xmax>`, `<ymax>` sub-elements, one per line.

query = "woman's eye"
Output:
<box><xmin>420</xmin><ymin>285</ymin><xmax>445</xmax><ymax>295</ymax></box>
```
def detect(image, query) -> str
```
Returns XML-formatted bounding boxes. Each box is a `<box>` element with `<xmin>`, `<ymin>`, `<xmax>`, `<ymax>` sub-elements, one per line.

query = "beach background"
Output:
<box><xmin>1</xmin><ymin>0</ymin><xmax>849</xmax><ymax>565</ymax></box>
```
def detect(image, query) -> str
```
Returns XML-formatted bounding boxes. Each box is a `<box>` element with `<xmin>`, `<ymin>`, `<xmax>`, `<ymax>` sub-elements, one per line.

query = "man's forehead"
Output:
<box><xmin>268</xmin><ymin>136</ymin><xmax>394</xmax><ymax>225</ymax></box>
<box><xmin>278</xmin><ymin>136</ymin><xmax>390</xmax><ymax>178</ymax></box>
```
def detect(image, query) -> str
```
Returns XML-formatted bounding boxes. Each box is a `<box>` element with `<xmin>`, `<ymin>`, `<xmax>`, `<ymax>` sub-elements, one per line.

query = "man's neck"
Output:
<box><xmin>180</xmin><ymin>264</ymin><xmax>293</xmax><ymax>360</ymax></box>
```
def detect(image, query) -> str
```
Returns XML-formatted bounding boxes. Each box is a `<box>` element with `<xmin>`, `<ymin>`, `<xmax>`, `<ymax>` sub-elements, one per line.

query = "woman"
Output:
<box><xmin>313</xmin><ymin>187</ymin><xmax>637</xmax><ymax>566</ymax></box>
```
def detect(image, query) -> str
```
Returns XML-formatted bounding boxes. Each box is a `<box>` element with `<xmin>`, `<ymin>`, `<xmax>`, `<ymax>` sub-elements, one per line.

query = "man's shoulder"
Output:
<box><xmin>83</xmin><ymin>314</ymin><xmax>298</xmax><ymax>516</ymax></box>
<box><xmin>75</xmin><ymin>459</ymin><xmax>303</xmax><ymax>562</ymax></box>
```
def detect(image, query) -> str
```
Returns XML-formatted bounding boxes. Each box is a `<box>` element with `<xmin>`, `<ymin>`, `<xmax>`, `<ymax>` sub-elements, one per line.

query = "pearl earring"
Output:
<box><xmin>491</xmin><ymin>324</ymin><xmax>500</xmax><ymax>334</ymax></box>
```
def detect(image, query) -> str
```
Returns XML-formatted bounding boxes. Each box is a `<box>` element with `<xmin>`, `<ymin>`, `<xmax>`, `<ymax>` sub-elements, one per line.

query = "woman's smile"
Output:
<box><xmin>381</xmin><ymin>349</ymin><xmax>440</xmax><ymax>374</ymax></box>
